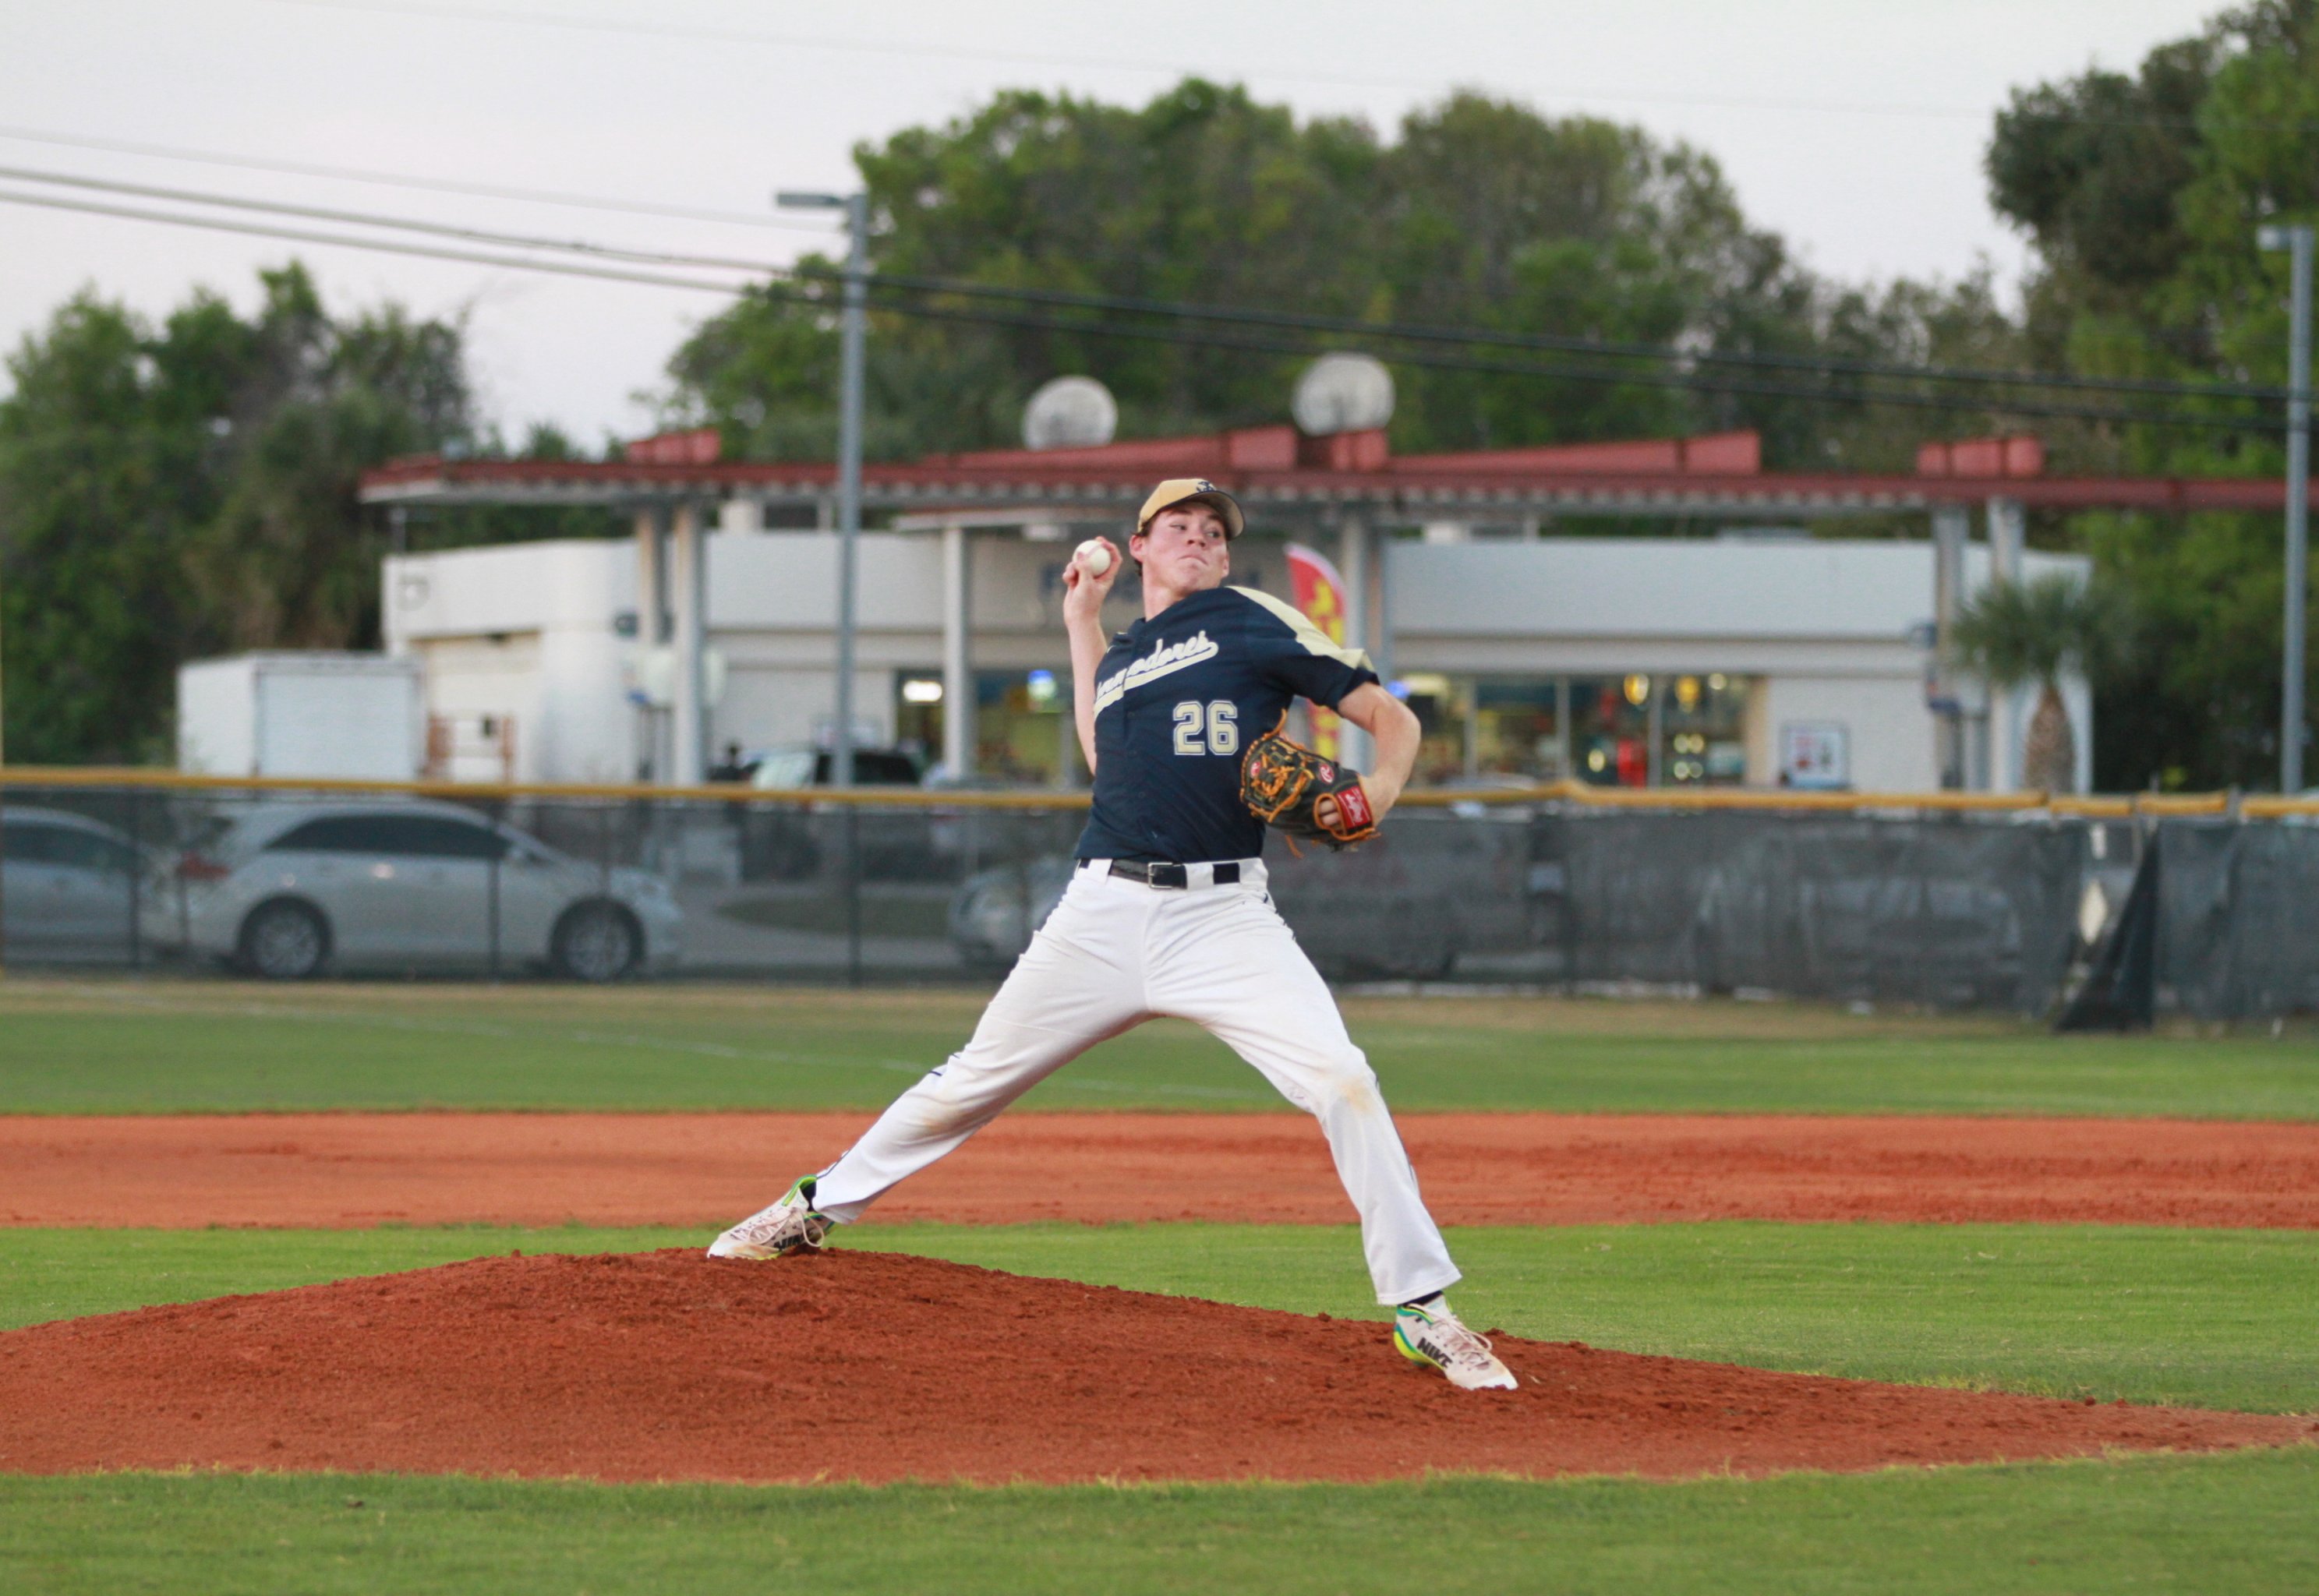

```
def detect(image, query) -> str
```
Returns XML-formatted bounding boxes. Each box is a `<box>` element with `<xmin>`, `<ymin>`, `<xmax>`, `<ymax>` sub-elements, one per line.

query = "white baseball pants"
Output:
<box><xmin>808</xmin><ymin>857</ymin><xmax>1462</xmax><ymax>1306</ymax></box>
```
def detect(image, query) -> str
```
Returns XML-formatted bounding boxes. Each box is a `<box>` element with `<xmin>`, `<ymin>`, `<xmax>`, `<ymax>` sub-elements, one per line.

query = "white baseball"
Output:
<box><xmin>1074</xmin><ymin>538</ymin><xmax>1113</xmax><ymax>577</ymax></box>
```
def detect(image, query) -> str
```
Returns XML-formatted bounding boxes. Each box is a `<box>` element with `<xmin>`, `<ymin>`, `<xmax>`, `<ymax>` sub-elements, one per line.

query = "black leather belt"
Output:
<box><xmin>1086</xmin><ymin>859</ymin><xmax>1241</xmax><ymax>889</ymax></box>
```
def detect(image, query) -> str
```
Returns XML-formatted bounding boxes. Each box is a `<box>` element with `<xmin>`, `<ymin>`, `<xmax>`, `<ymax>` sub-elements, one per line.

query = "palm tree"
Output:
<box><xmin>1951</xmin><ymin>573</ymin><xmax>2128</xmax><ymax>793</ymax></box>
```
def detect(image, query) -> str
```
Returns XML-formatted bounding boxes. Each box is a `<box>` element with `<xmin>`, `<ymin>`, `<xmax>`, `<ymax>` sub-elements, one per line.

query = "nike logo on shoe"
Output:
<box><xmin>1392</xmin><ymin>1302</ymin><xmax>1518</xmax><ymax>1391</ymax></box>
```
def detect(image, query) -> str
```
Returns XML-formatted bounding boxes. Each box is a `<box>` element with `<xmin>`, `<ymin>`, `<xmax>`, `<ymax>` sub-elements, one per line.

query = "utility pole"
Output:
<box><xmin>0</xmin><ymin>559</ymin><xmax>8</xmax><ymax>980</ymax></box>
<box><xmin>779</xmin><ymin>186</ymin><xmax>870</xmax><ymax>786</ymax></box>
<box><xmin>2262</xmin><ymin>224</ymin><xmax>2314</xmax><ymax>793</ymax></box>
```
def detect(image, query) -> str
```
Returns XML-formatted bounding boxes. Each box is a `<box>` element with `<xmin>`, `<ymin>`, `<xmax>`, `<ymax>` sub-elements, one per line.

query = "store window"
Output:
<box><xmin>910</xmin><ymin>666</ymin><xmax>1752</xmax><ymax>789</ymax></box>
<box><xmin>1660</xmin><ymin>673</ymin><xmax>1749</xmax><ymax>786</ymax></box>
<box><xmin>1398</xmin><ymin>673</ymin><xmax>1467</xmax><ymax>785</ymax></box>
<box><xmin>893</xmin><ymin>669</ymin><xmax>1078</xmax><ymax>786</ymax></box>
<box><xmin>1399</xmin><ymin>676</ymin><xmax>1569</xmax><ymax>785</ymax></box>
<box><xmin>1565</xmin><ymin>673</ymin><xmax>1752</xmax><ymax>787</ymax></box>
<box><xmin>1571</xmin><ymin>676</ymin><xmax>1651</xmax><ymax>786</ymax></box>
<box><xmin>1474</xmin><ymin>680</ymin><xmax>1565</xmax><ymax>782</ymax></box>
<box><xmin>979</xmin><ymin>669</ymin><xmax>1072</xmax><ymax>785</ymax></box>
<box><xmin>895</xmin><ymin>675</ymin><xmax>944</xmax><ymax>767</ymax></box>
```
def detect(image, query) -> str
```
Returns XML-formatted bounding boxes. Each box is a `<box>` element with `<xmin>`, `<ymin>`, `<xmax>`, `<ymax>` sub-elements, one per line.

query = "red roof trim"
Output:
<box><xmin>357</xmin><ymin>453</ymin><xmax>2292</xmax><ymax>512</ymax></box>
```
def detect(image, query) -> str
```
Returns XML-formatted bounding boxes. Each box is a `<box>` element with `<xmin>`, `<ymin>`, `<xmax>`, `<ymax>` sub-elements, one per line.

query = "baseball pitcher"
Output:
<box><xmin>710</xmin><ymin>478</ymin><xmax>1515</xmax><ymax>1390</ymax></box>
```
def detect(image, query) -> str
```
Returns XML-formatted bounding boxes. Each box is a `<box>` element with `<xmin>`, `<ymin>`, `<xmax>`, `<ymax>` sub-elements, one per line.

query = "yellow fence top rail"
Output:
<box><xmin>4</xmin><ymin>764</ymin><xmax>2317</xmax><ymax>818</ymax></box>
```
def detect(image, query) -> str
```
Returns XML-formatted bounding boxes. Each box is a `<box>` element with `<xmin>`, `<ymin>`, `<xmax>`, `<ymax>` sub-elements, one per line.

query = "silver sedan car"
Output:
<box><xmin>2</xmin><ymin>805</ymin><xmax>153</xmax><ymax>962</ymax></box>
<box><xmin>146</xmin><ymin>799</ymin><xmax>682</xmax><ymax>980</ymax></box>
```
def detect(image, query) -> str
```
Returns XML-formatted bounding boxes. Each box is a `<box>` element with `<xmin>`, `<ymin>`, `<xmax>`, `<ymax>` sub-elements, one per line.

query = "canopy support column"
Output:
<box><xmin>1986</xmin><ymin>495</ymin><xmax>2026</xmax><ymax>793</ymax></box>
<box><xmin>1932</xmin><ymin>503</ymin><xmax>1970</xmax><ymax>789</ymax></box>
<box><xmin>942</xmin><ymin>521</ymin><xmax>973</xmax><ymax>779</ymax></box>
<box><xmin>1339</xmin><ymin>512</ymin><xmax>1374</xmax><ymax>769</ymax></box>
<box><xmin>670</xmin><ymin>498</ymin><xmax>706</xmax><ymax>786</ymax></box>
<box><xmin>634</xmin><ymin>505</ymin><xmax>671</xmax><ymax>781</ymax></box>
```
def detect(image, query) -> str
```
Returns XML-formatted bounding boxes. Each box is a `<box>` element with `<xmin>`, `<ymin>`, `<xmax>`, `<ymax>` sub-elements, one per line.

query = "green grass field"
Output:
<box><xmin>7</xmin><ymin>976</ymin><xmax>2319</xmax><ymax>1117</ymax></box>
<box><xmin>2</xmin><ymin>977</ymin><xmax>2314</xmax><ymax>1592</ymax></box>
<box><xmin>7</xmin><ymin>1454</ymin><xmax>2316</xmax><ymax>1596</ymax></box>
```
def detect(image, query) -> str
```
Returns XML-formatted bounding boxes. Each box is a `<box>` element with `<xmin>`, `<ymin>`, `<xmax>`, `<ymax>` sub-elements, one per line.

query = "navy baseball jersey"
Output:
<box><xmin>1074</xmin><ymin>584</ymin><xmax>1378</xmax><ymax>863</ymax></box>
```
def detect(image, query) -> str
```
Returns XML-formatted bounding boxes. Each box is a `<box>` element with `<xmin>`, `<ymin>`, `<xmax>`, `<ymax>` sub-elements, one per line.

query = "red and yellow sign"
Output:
<box><xmin>1285</xmin><ymin>542</ymin><xmax>1349</xmax><ymax>758</ymax></box>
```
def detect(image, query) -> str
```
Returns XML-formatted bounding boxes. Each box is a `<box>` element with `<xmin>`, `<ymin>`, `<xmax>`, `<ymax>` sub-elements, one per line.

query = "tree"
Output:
<box><xmin>0</xmin><ymin>292</ymin><xmax>207</xmax><ymax>763</ymax></box>
<box><xmin>661</xmin><ymin>79</ymin><xmax>1994</xmax><ymax>474</ymax></box>
<box><xmin>1985</xmin><ymin>0</ymin><xmax>2319</xmax><ymax>788</ymax></box>
<box><xmin>0</xmin><ymin>263</ymin><xmax>571</xmax><ymax>764</ymax></box>
<box><xmin>1953</xmin><ymin>573</ymin><xmax>2130</xmax><ymax>793</ymax></box>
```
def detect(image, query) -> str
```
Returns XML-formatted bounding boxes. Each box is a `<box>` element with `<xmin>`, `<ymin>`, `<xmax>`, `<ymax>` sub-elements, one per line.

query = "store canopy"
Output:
<box><xmin>357</xmin><ymin>425</ymin><xmax>2290</xmax><ymax>522</ymax></box>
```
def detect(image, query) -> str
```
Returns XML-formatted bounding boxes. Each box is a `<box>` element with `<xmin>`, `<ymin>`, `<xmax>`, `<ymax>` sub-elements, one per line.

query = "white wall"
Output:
<box><xmin>712</xmin><ymin>666</ymin><xmax>895</xmax><ymax>757</ymax></box>
<box><xmin>387</xmin><ymin>542</ymin><xmax>637</xmax><ymax>782</ymax></box>
<box><xmin>533</xmin><ymin>627</ymin><xmax>635</xmax><ymax>783</ymax></box>
<box><xmin>1393</xmin><ymin>538</ymin><xmax>1946</xmax><ymax>641</ymax></box>
<box><xmin>1757</xmin><ymin>676</ymin><xmax>1939</xmax><ymax>790</ymax></box>
<box><xmin>416</xmin><ymin>635</ymin><xmax>544</xmax><ymax>780</ymax></box>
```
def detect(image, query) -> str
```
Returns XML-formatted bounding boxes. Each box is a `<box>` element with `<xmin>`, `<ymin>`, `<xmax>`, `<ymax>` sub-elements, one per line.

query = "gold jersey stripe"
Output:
<box><xmin>1228</xmin><ymin>584</ymin><xmax>1373</xmax><ymax>673</ymax></box>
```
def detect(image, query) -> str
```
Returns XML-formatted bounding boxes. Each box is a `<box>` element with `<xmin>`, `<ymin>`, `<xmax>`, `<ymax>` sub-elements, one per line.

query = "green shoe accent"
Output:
<box><xmin>1393</xmin><ymin>1311</ymin><xmax>1439</xmax><ymax>1367</ymax></box>
<box><xmin>787</xmin><ymin>1176</ymin><xmax>833</xmax><ymax>1234</ymax></box>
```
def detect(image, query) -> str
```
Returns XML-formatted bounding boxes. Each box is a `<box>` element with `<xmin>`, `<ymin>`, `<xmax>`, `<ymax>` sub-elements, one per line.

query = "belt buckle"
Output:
<box><xmin>1147</xmin><ymin>862</ymin><xmax>1188</xmax><ymax>889</ymax></box>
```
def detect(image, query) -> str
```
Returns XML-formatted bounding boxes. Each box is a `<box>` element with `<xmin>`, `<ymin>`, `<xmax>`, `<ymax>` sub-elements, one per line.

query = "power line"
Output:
<box><xmin>0</xmin><ymin>164</ymin><xmax>796</xmax><ymax>274</ymax></box>
<box><xmin>0</xmin><ymin>187</ymin><xmax>751</xmax><ymax>295</ymax></box>
<box><xmin>868</xmin><ymin>291</ymin><xmax>2282</xmax><ymax>436</ymax></box>
<box><xmin>0</xmin><ymin>181</ymin><xmax>2287</xmax><ymax>435</ymax></box>
<box><xmin>259</xmin><ymin>0</ymin><xmax>2319</xmax><ymax>132</ymax></box>
<box><xmin>847</xmin><ymin>268</ymin><xmax>2291</xmax><ymax>407</ymax></box>
<box><xmin>0</xmin><ymin>122</ymin><xmax>837</xmax><ymax>233</ymax></box>
<box><xmin>4</xmin><ymin>157</ymin><xmax>2285</xmax><ymax>410</ymax></box>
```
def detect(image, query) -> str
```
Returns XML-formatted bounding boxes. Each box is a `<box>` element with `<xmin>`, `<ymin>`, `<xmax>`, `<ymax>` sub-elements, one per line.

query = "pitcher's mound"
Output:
<box><xmin>0</xmin><ymin>1250</ymin><xmax>2305</xmax><ymax>1484</ymax></box>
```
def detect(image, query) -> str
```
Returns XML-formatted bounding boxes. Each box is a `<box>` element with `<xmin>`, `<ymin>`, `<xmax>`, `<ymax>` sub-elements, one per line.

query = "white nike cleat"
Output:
<box><xmin>1393</xmin><ymin>1299</ymin><xmax>1518</xmax><ymax>1390</ymax></box>
<box><xmin>707</xmin><ymin>1176</ymin><xmax>835</xmax><ymax>1260</ymax></box>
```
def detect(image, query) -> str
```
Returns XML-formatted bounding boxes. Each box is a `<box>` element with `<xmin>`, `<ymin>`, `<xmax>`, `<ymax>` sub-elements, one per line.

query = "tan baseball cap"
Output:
<box><xmin>1137</xmin><ymin>478</ymin><xmax>1245</xmax><ymax>540</ymax></box>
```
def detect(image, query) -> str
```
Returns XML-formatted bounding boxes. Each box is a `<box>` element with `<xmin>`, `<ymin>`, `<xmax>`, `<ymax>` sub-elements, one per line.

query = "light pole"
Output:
<box><xmin>2261</xmin><ymin>223</ymin><xmax>2314</xmax><ymax>793</ymax></box>
<box><xmin>779</xmin><ymin>186</ymin><xmax>870</xmax><ymax>786</ymax></box>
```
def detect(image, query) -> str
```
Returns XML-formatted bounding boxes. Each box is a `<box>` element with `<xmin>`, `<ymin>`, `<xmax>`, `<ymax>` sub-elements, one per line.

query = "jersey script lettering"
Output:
<box><xmin>1092</xmin><ymin>630</ymin><xmax>1221</xmax><ymax>712</ymax></box>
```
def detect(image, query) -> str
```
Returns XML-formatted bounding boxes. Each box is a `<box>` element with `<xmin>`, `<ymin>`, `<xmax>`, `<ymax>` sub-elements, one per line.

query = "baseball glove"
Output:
<box><xmin>1239</xmin><ymin>715</ymin><xmax>1380</xmax><ymax>850</ymax></box>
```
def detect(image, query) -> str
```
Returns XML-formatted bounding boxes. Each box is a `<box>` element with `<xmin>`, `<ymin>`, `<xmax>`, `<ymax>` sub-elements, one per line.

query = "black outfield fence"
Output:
<box><xmin>3</xmin><ymin>770</ymin><xmax>2313</xmax><ymax>1020</ymax></box>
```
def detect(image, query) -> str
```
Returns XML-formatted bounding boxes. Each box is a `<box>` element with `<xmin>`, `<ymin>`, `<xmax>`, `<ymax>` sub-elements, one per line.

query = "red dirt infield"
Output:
<box><xmin>5</xmin><ymin>1110</ymin><xmax>2317</xmax><ymax>1230</ymax></box>
<box><xmin>1</xmin><ymin>1249</ymin><xmax>2306</xmax><ymax>1485</ymax></box>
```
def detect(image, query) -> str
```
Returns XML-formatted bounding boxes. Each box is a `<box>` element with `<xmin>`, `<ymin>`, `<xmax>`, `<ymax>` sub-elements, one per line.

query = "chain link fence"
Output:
<box><xmin>4</xmin><ymin>776</ymin><xmax>2314</xmax><ymax>1019</ymax></box>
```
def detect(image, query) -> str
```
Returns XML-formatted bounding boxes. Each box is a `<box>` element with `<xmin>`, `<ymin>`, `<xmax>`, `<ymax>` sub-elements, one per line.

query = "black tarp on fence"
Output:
<box><xmin>2155</xmin><ymin>820</ymin><xmax>2319</xmax><ymax>1019</ymax></box>
<box><xmin>1533</xmin><ymin>809</ymin><xmax>2081</xmax><ymax>1012</ymax></box>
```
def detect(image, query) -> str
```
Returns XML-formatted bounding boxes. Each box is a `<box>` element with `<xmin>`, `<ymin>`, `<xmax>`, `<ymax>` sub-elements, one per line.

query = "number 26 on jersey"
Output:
<box><xmin>1172</xmin><ymin>699</ymin><xmax>1240</xmax><ymax>757</ymax></box>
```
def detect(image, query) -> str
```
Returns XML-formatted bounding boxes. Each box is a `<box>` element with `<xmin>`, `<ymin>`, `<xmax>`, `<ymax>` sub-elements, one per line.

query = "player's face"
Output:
<box><xmin>1133</xmin><ymin>506</ymin><xmax>1231</xmax><ymax>595</ymax></box>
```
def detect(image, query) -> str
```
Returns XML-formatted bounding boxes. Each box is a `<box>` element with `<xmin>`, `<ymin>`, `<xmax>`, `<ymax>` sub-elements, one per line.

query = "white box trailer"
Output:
<box><xmin>177</xmin><ymin>652</ymin><xmax>426</xmax><ymax>780</ymax></box>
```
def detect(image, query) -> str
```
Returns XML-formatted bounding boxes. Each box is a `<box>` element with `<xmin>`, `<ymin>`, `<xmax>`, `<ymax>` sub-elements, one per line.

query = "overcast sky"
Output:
<box><xmin>0</xmin><ymin>0</ymin><xmax>2228</xmax><ymax>447</ymax></box>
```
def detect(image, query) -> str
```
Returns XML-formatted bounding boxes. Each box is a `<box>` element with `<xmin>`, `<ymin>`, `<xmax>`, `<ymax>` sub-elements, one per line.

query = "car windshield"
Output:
<box><xmin>751</xmin><ymin>751</ymin><xmax>817</xmax><ymax>789</ymax></box>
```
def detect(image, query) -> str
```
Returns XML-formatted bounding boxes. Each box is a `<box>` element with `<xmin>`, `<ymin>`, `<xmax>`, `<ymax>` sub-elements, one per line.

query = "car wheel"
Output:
<box><xmin>239</xmin><ymin>900</ymin><xmax>328</xmax><ymax>980</ymax></box>
<box><xmin>553</xmin><ymin>900</ymin><xmax>641</xmax><ymax>982</ymax></box>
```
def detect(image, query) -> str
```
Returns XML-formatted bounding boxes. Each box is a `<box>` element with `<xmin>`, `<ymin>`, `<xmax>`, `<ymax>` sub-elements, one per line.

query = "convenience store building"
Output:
<box><xmin>362</xmin><ymin>425</ymin><xmax>2275</xmax><ymax>793</ymax></box>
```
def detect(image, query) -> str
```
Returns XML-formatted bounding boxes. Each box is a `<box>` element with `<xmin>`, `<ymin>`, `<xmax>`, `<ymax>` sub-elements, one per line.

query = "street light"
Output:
<box><xmin>779</xmin><ymin>187</ymin><xmax>871</xmax><ymax>786</ymax></box>
<box><xmin>2260</xmin><ymin>222</ymin><xmax>2314</xmax><ymax>793</ymax></box>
